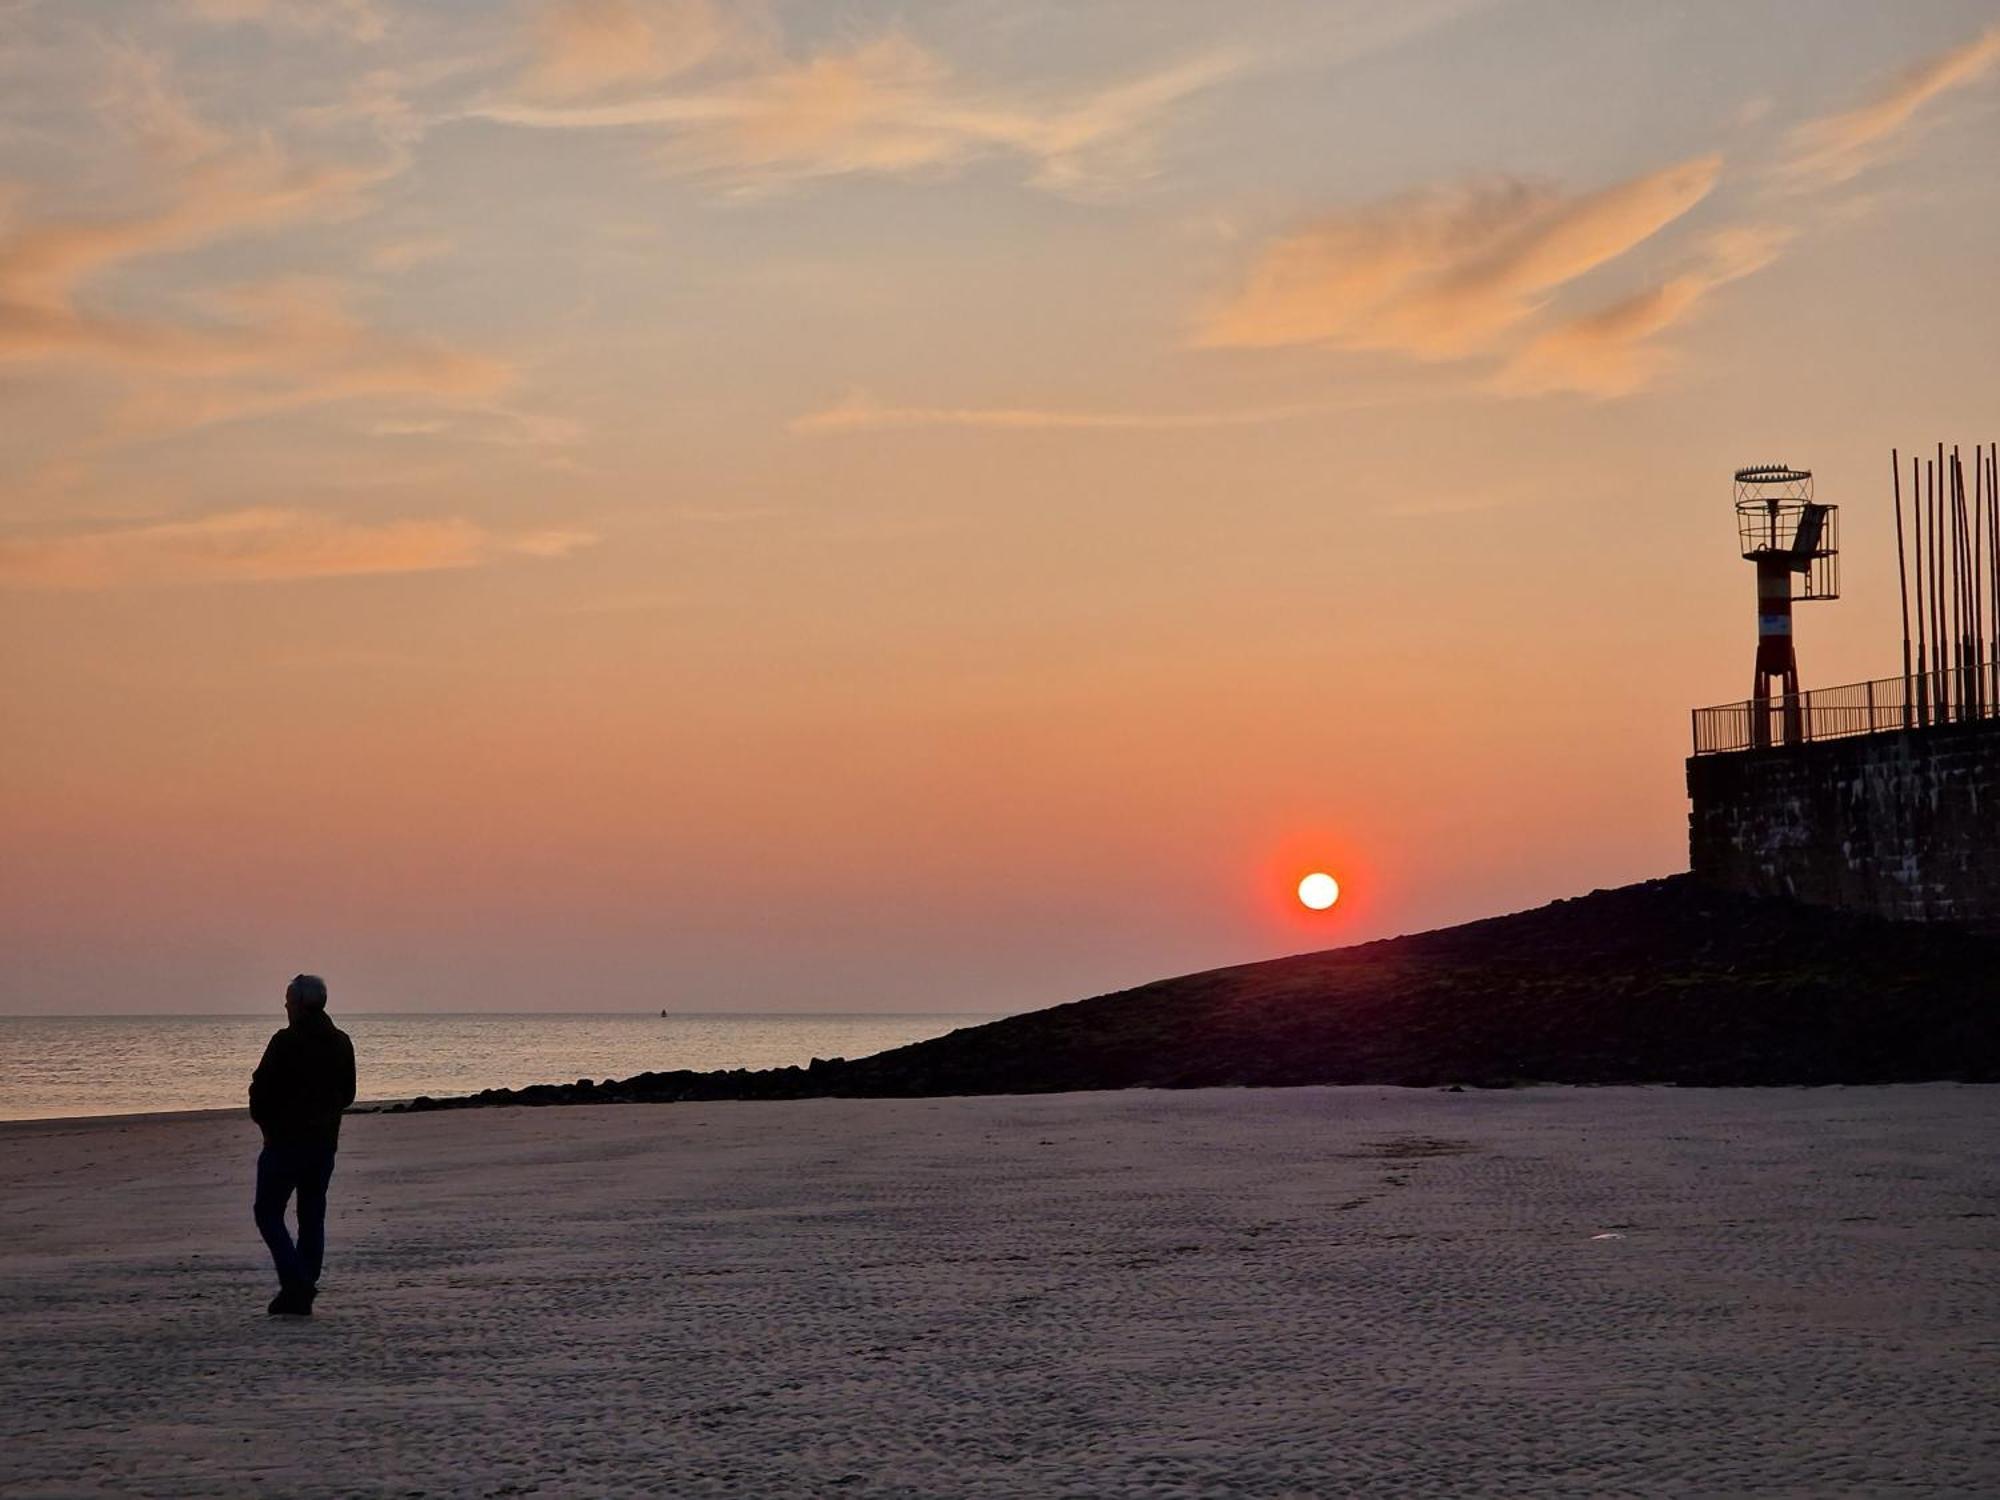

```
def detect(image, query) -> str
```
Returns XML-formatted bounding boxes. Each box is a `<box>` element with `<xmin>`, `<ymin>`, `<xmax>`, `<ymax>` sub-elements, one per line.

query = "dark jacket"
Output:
<box><xmin>249</xmin><ymin>1012</ymin><xmax>357</xmax><ymax>1147</ymax></box>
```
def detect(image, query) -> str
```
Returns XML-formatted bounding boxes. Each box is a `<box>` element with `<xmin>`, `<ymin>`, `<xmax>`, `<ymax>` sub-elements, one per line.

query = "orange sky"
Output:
<box><xmin>3</xmin><ymin>1</ymin><xmax>1998</xmax><ymax>1012</ymax></box>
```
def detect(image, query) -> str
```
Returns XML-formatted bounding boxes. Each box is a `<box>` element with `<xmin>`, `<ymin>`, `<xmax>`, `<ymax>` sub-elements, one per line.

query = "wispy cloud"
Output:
<box><xmin>0</xmin><ymin>59</ymin><xmax>522</xmax><ymax>441</ymax></box>
<box><xmin>1475</xmin><ymin>22</ymin><xmax>2000</xmax><ymax>399</ymax></box>
<box><xmin>366</xmin><ymin>234</ymin><xmax>453</xmax><ymax>272</ymax></box>
<box><xmin>791</xmin><ymin>388</ymin><xmax>1396</xmax><ymax>435</ymax></box>
<box><xmin>362</xmin><ymin>406</ymin><xmax>582</xmax><ymax>451</ymax></box>
<box><xmin>1198</xmin><ymin>155</ymin><xmax>1720</xmax><ymax>358</ymax></box>
<box><xmin>101</xmin><ymin>277</ymin><xmax>515</xmax><ymax>438</ymax></box>
<box><xmin>551</xmin><ymin>588</ymin><xmax>688</xmax><ymax>615</ymax></box>
<box><xmin>526</xmin><ymin>0</ymin><xmax>730</xmax><ymax>99</ymax></box>
<box><xmin>0</xmin><ymin>89</ymin><xmax>387</xmax><ymax>326</ymax></box>
<box><xmin>0</xmin><ymin>508</ymin><xmax>595</xmax><ymax>590</ymax></box>
<box><xmin>1</xmin><ymin>49</ymin><xmax>370</xmax><ymax>297</ymax></box>
<box><xmin>1473</xmin><ymin>23</ymin><xmax>2000</xmax><ymax>398</ymax></box>
<box><xmin>1780</xmin><ymin>25</ymin><xmax>2000</xmax><ymax>188</ymax></box>
<box><xmin>183</xmin><ymin>0</ymin><xmax>387</xmax><ymax>44</ymax></box>
<box><xmin>1493</xmin><ymin>225</ymin><xmax>1791</xmax><ymax>397</ymax></box>
<box><xmin>476</xmin><ymin>31</ymin><xmax>1245</xmax><ymax>197</ymax></box>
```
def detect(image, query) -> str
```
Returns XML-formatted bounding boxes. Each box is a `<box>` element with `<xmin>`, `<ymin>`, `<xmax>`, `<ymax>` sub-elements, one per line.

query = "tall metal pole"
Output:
<box><xmin>1952</xmin><ymin>448</ymin><xmax>1968</xmax><ymax>714</ymax></box>
<box><xmin>1893</xmin><ymin>449</ymin><xmax>1912</xmax><ymax>728</ymax></box>
<box><xmin>1933</xmin><ymin>453</ymin><xmax>1943</xmax><ymax>722</ymax></box>
<box><xmin>1991</xmin><ymin>444</ymin><xmax>1999</xmax><ymax>714</ymax></box>
<box><xmin>1968</xmin><ymin>450</ymin><xmax>1984</xmax><ymax>720</ymax></box>
<box><xmin>1914</xmin><ymin>455</ymin><xmax>1929</xmax><ymax>726</ymax></box>
<box><xmin>1987</xmin><ymin>444</ymin><xmax>1998</xmax><ymax>715</ymax></box>
<box><xmin>1945</xmin><ymin>449</ymin><xmax>1956</xmax><ymax>712</ymax></box>
<box><xmin>1960</xmin><ymin>450</ymin><xmax>1977</xmax><ymax>714</ymax></box>
<box><xmin>1934</xmin><ymin>450</ymin><xmax>1948</xmax><ymax>718</ymax></box>
<box><xmin>1938</xmin><ymin>442</ymin><xmax>1951</xmax><ymax>718</ymax></box>
<box><xmin>1965</xmin><ymin>448</ymin><xmax>1984</xmax><ymax>716</ymax></box>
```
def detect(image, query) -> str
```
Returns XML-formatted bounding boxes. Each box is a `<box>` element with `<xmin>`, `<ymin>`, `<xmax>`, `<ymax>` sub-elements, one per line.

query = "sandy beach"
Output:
<box><xmin>3</xmin><ymin>1085</ymin><xmax>1995</xmax><ymax>1498</ymax></box>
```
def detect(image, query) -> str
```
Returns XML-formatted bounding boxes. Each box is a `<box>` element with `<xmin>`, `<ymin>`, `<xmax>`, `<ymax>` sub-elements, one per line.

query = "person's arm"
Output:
<box><xmin>248</xmin><ymin>1031</ymin><xmax>286</xmax><ymax>1128</ymax></box>
<box><xmin>337</xmin><ymin>1034</ymin><xmax>356</xmax><ymax>1113</ymax></box>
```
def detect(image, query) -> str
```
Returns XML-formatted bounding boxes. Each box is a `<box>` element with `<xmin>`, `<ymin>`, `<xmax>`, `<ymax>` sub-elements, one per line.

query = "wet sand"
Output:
<box><xmin>2</xmin><ymin>1086</ymin><xmax>1995</xmax><ymax>1497</ymax></box>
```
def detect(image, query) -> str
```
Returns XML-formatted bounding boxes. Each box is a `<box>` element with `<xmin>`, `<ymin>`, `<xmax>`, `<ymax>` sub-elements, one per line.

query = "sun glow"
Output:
<box><xmin>1297</xmin><ymin>872</ymin><xmax>1340</xmax><ymax>910</ymax></box>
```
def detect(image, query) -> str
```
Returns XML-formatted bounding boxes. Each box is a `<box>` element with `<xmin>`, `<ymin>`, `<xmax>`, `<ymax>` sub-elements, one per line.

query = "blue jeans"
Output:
<box><xmin>254</xmin><ymin>1141</ymin><xmax>337</xmax><ymax>1290</ymax></box>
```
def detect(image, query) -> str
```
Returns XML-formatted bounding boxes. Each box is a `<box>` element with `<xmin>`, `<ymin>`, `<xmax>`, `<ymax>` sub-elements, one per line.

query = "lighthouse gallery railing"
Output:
<box><xmin>1691</xmin><ymin>662</ymin><xmax>2000</xmax><ymax>755</ymax></box>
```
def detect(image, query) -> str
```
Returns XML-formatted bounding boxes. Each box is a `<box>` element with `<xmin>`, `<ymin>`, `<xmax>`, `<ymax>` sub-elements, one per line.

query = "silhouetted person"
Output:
<box><xmin>250</xmin><ymin>974</ymin><xmax>356</xmax><ymax>1317</ymax></box>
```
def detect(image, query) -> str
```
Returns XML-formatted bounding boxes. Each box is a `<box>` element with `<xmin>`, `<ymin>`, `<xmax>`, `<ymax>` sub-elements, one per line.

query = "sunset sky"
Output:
<box><xmin>3</xmin><ymin>1</ymin><xmax>1997</xmax><ymax>1014</ymax></box>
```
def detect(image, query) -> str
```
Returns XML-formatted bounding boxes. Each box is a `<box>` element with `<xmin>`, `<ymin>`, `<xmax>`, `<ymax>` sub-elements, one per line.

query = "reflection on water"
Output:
<box><xmin>0</xmin><ymin>1012</ymin><xmax>996</xmax><ymax>1121</ymax></box>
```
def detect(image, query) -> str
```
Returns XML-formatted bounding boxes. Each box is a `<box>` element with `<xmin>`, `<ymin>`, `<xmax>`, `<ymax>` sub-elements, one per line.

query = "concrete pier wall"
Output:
<box><xmin>1686</xmin><ymin>720</ymin><xmax>2000</xmax><ymax>932</ymax></box>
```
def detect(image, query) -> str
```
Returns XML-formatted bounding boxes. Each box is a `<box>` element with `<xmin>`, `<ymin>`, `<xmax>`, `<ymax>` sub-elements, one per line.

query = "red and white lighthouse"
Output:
<box><xmin>1734</xmin><ymin>465</ymin><xmax>1838</xmax><ymax>748</ymax></box>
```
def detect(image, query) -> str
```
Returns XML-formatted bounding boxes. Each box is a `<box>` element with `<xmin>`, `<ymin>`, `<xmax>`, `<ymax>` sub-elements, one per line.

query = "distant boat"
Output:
<box><xmin>659</xmin><ymin>1009</ymin><xmax>669</xmax><ymax>1018</ymax></box>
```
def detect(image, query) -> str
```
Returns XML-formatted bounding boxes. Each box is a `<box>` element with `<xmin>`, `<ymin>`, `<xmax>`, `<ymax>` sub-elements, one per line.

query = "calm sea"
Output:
<box><xmin>0</xmin><ymin>1013</ymin><xmax>999</xmax><ymax>1122</ymax></box>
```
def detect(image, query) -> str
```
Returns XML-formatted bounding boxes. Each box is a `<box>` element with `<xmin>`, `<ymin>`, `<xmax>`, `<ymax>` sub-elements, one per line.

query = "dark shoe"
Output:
<box><xmin>267</xmin><ymin>1282</ymin><xmax>315</xmax><ymax>1316</ymax></box>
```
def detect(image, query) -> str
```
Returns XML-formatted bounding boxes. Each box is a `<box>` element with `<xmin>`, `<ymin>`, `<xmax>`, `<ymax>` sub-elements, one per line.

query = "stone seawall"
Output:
<box><xmin>1687</xmin><ymin>719</ymin><xmax>2000</xmax><ymax>931</ymax></box>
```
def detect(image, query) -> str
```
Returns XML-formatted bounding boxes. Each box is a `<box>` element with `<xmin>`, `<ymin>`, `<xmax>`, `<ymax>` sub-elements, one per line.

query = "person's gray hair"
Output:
<box><xmin>286</xmin><ymin>973</ymin><xmax>329</xmax><ymax>1010</ymax></box>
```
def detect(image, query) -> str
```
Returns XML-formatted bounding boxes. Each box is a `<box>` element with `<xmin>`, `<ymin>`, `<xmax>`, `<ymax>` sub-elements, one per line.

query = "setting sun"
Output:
<box><xmin>1297</xmin><ymin>873</ymin><xmax>1341</xmax><ymax>911</ymax></box>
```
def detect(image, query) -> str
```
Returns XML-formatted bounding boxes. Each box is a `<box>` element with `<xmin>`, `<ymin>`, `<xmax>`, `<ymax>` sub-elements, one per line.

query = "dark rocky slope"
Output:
<box><xmin>399</xmin><ymin>877</ymin><xmax>1999</xmax><ymax>1112</ymax></box>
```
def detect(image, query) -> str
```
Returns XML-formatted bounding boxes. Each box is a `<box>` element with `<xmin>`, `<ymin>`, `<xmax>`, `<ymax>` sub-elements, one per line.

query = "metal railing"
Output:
<box><xmin>1692</xmin><ymin>662</ymin><xmax>2000</xmax><ymax>755</ymax></box>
